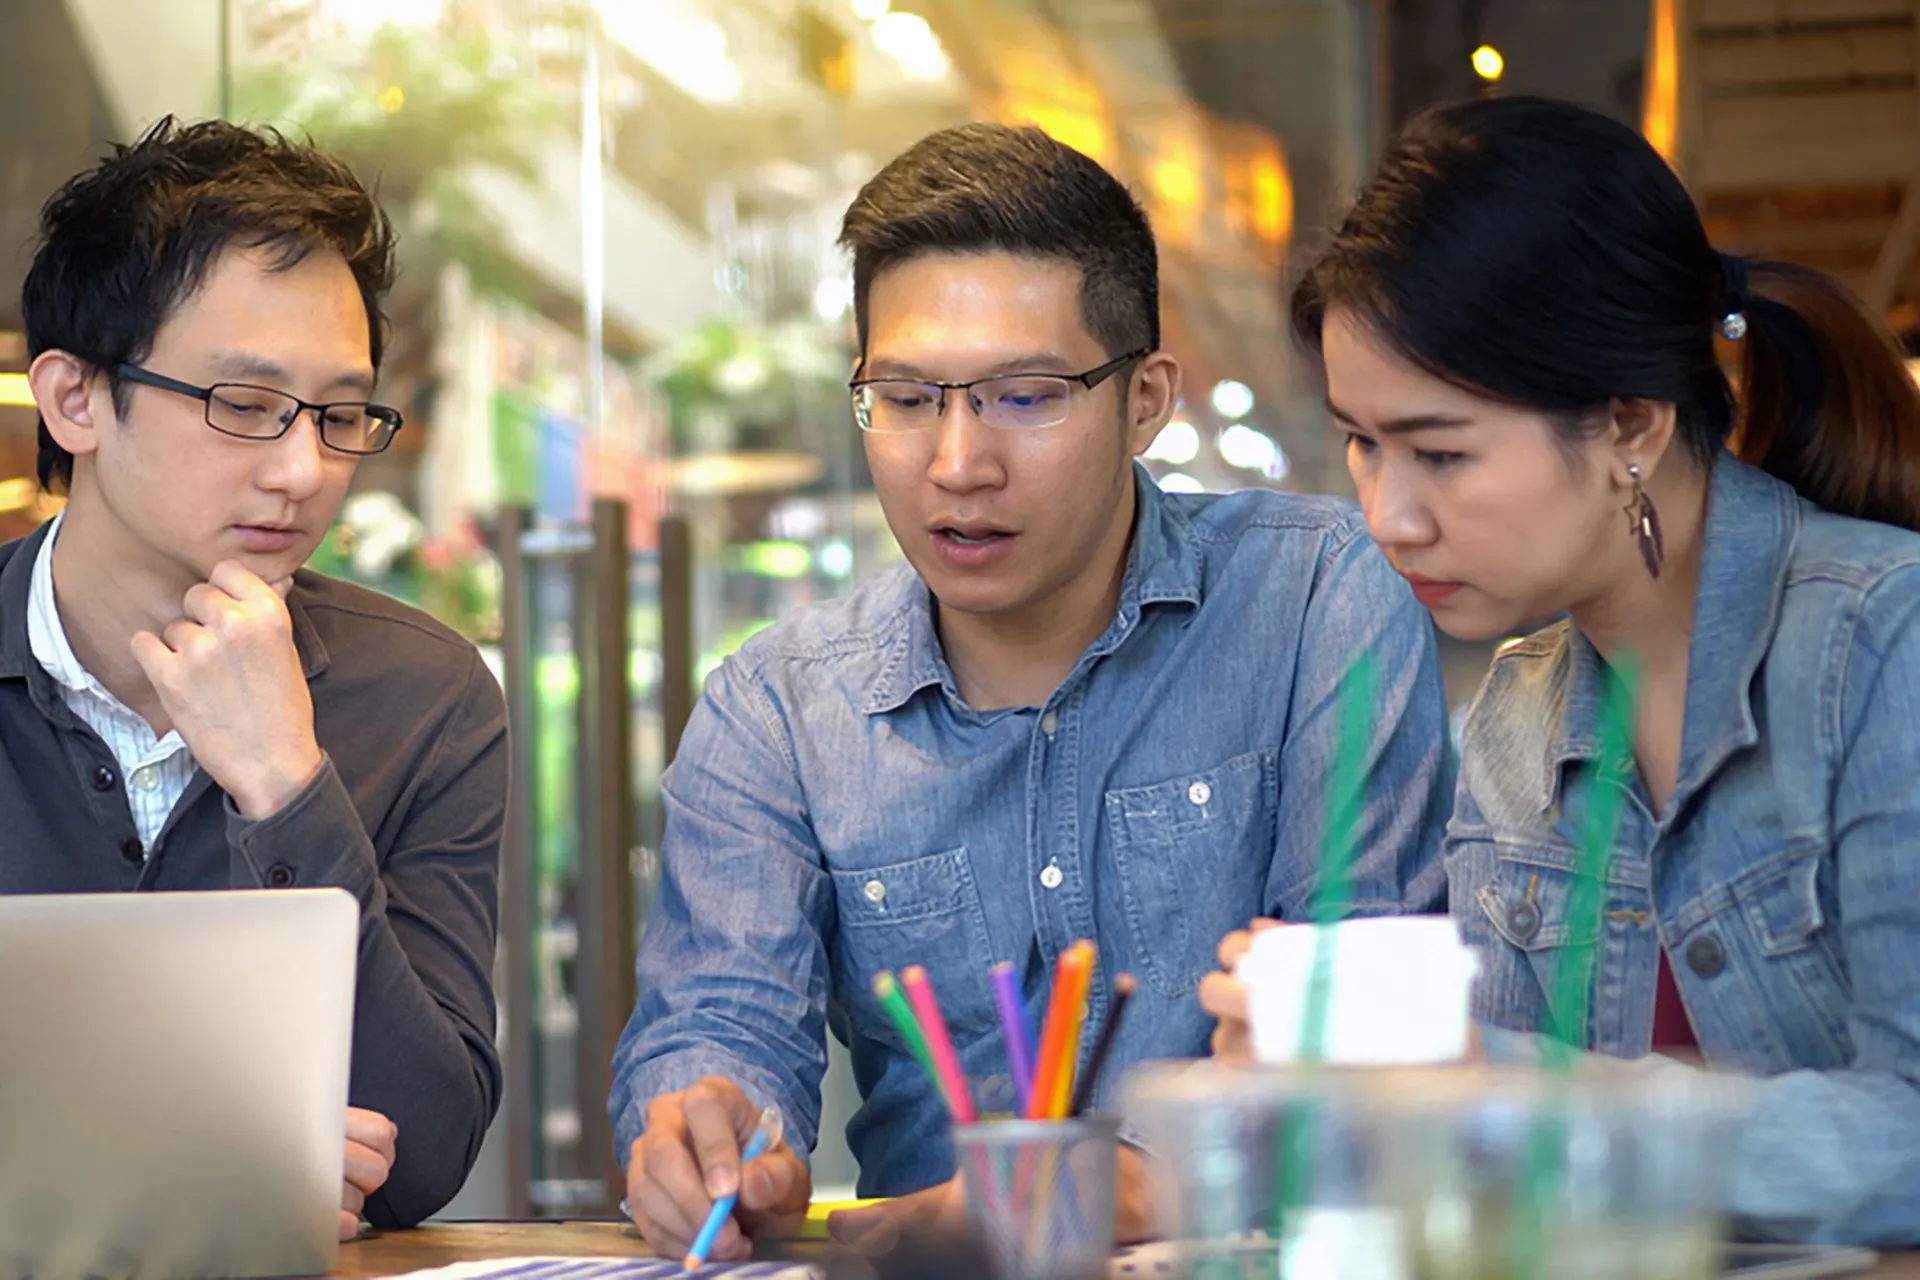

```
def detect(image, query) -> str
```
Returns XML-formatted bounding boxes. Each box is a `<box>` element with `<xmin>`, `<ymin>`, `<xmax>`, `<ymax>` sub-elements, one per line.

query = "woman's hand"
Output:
<box><xmin>1197</xmin><ymin>919</ymin><xmax>1284</xmax><ymax>1067</ymax></box>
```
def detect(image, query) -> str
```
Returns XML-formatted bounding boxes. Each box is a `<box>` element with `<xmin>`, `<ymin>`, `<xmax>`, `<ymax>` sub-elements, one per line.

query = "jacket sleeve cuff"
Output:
<box><xmin>223</xmin><ymin>753</ymin><xmax>377</xmax><ymax>901</ymax></box>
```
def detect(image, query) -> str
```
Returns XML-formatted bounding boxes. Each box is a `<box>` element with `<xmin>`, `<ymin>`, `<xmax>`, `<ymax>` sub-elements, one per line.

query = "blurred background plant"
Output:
<box><xmin>233</xmin><ymin>14</ymin><xmax>566</xmax><ymax>397</ymax></box>
<box><xmin>307</xmin><ymin>490</ymin><xmax>503</xmax><ymax>642</ymax></box>
<box><xmin>644</xmin><ymin>315</ymin><xmax>848</xmax><ymax>455</ymax></box>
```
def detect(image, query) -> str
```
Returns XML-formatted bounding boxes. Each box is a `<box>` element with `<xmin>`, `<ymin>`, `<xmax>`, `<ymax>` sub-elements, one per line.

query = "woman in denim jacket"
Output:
<box><xmin>1203</xmin><ymin>95</ymin><xmax>1920</xmax><ymax>1244</ymax></box>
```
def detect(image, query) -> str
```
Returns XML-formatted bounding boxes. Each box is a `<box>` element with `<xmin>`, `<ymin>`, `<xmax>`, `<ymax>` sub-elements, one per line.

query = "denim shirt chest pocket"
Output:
<box><xmin>828</xmin><ymin>847</ymin><xmax>998</xmax><ymax>1043</ymax></box>
<box><xmin>1107</xmin><ymin>749</ymin><xmax>1277</xmax><ymax>998</ymax></box>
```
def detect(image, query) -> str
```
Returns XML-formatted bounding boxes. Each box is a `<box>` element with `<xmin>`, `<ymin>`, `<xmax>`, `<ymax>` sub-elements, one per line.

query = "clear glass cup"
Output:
<box><xmin>1122</xmin><ymin>1058</ymin><xmax>1754</xmax><ymax>1280</ymax></box>
<box><xmin>1372</xmin><ymin>1062</ymin><xmax>1753</xmax><ymax>1280</ymax></box>
<box><xmin>952</xmin><ymin>1116</ymin><xmax>1120</xmax><ymax>1280</ymax></box>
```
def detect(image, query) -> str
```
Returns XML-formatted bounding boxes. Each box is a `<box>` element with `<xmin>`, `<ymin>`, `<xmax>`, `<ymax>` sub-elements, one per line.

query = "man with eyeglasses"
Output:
<box><xmin>613</xmin><ymin>124</ymin><xmax>1454</xmax><ymax>1258</ymax></box>
<box><xmin>0</xmin><ymin>120</ymin><xmax>505</xmax><ymax>1235</ymax></box>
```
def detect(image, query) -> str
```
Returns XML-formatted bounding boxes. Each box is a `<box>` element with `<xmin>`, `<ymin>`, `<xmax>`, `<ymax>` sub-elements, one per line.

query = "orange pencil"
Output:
<box><xmin>1047</xmin><ymin>953</ymin><xmax>1094</xmax><ymax>1117</ymax></box>
<box><xmin>1027</xmin><ymin>940</ymin><xmax>1095</xmax><ymax>1119</ymax></box>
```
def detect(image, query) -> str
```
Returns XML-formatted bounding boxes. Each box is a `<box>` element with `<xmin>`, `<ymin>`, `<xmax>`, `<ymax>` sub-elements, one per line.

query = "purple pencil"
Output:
<box><xmin>990</xmin><ymin>960</ymin><xmax>1036</xmax><ymax>1114</ymax></box>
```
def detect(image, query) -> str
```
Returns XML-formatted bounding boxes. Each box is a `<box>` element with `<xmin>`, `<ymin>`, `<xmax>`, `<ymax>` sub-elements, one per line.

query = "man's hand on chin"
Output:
<box><xmin>130</xmin><ymin>561</ymin><xmax>323</xmax><ymax>821</ymax></box>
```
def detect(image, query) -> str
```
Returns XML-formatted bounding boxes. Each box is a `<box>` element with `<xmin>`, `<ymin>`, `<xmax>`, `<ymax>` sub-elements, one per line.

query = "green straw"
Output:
<box><xmin>1271</xmin><ymin>655</ymin><xmax>1377</xmax><ymax>1262</ymax></box>
<box><xmin>873</xmin><ymin>970</ymin><xmax>953</xmax><ymax>1115</ymax></box>
<box><xmin>1508</xmin><ymin>651</ymin><xmax>1640</xmax><ymax>1278</ymax></box>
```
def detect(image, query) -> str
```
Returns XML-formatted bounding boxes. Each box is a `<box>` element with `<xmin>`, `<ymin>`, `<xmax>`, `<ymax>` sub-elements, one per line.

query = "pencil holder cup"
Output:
<box><xmin>953</xmin><ymin>1115</ymin><xmax>1119</xmax><ymax>1280</ymax></box>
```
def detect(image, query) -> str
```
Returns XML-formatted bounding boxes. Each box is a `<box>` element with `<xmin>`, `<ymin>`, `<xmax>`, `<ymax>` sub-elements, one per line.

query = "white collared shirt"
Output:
<box><xmin>26</xmin><ymin>515</ymin><xmax>197</xmax><ymax>853</ymax></box>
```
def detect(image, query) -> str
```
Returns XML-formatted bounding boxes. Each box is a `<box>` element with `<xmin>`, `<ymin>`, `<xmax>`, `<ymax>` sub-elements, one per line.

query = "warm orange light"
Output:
<box><xmin>1249</xmin><ymin>147</ymin><xmax>1294</xmax><ymax>250</ymax></box>
<box><xmin>1146</xmin><ymin>147</ymin><xmax>1204</xmax><ymax>247</ymax></box>
<box><xmin>990</xmin><ymin>20</ymin><xmax>1114</xmax><ymax>165</ymax></box>
<box><xmin>1015</xmin><ymin>104</ymin><xmax>1112</xmax><ymax>167</ymax></box>
<box><xmin>1643</xmin><ymin>0</ymin><xmax>1679</xmax><ymax>162</ymax></box>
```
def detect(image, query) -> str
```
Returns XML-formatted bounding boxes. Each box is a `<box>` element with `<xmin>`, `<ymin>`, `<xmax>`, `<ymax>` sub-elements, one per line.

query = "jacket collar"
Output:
<box><xmin>1543</xmin><ymin>456</ymin><xmax>1796</xmax><ymax>810</ymax></box>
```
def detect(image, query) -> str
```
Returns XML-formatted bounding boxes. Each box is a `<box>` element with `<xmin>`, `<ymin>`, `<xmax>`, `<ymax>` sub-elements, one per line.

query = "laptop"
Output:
<box><xmin>0</xmin><ymin>889</ymin><xmax>357</xmax><ymax>1279</ymax></box>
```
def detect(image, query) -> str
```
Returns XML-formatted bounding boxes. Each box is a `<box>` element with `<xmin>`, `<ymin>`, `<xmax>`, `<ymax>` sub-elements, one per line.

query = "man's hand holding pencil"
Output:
<box><xmin>624</xmin><ymin>1077</ymin><xmax>811</xmax><ymax>1263</ymax></box>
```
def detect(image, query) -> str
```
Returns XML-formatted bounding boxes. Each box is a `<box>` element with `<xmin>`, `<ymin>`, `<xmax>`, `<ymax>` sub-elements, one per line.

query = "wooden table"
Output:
<box><xmin>334</xmin><ymin>1223</ymin><xmax>651</xmax><ymax>1276</ymax></box>
<box><xmin>335</xmin><ymin>1222</ymin><xmax>1920</xmax><ymax>1278</ymax></box>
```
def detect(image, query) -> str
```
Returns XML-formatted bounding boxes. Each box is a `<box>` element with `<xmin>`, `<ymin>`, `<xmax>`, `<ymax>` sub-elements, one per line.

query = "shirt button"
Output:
<box><xmin>1040</xmin><ymin>712</ymin><xmax>1059</xmax><ymax>736</ymax></box>
<box><xmin>1685</xmin><ymin>934</ymin><xmax>1726</xmax><ymax>979</ymax></box>
<box><xmin>90</xmin><ymin>766</ymin><xmax>117</xmax><ymax>792</ymax></box>
<box><xmin>119</xmin><ymin>837</ymin><xmax>144</xmax><ymax>865</ymax></box>
<box><xmin>1040</xmin><ymin>864</ymin><xmax>1064</xmax><ymax>890</ymax></box>
<box><xmin>134</xmin><ymin>767</ymin><xmax>160</xmax><ymax>793</ymax></box>
<box><xmin>1187</xmin><ymin>780</ymin><xmax>1212</xmax><ymax>807</ymax></box>
<box><xmin>863</xmin><ymin>879</ymin><xmax>887</xmax><ymax>904</ymax></box>
<box><xmin>266</xmin><ymin>864</ymin><xmax>297</xmax><ymax>889</ymax></box>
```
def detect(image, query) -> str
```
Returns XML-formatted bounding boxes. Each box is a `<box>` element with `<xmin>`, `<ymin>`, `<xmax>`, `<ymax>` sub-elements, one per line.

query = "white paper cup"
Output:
<box><xmin>1234</xmin><ymin>916</ymin><xmax>1479</xmax><ymax>1066</ymax></box>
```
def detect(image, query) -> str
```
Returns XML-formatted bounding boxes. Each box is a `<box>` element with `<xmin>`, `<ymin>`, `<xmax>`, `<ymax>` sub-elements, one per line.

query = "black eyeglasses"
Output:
<box><xmin>849</xmin><ymin>347</ymin><xmax>1152</xmax><ymax>434</ymax></box>
<box><xmin>113</xmin><ymin>363</ymin><xmax>403</xmax><ymax>456</ymax></box>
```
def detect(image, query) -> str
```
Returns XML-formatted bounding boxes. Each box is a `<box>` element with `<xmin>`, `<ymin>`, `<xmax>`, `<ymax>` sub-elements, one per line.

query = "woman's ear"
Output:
<box><xmin>30</xmin><ymin>350</ymin><xmax>107</xmax><ymax>461</ymax></box>
<box><xmin>1607</xmin><ymin>396</ymin><xmax>1680</xmax><ymax>484</ymax></box>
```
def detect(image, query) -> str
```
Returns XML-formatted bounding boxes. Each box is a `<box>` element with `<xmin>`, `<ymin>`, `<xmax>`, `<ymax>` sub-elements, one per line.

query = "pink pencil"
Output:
<box><xmin>900</xmin><ymin>966</ymin><xmax>977</xmax><ymax>1124</ymax></box>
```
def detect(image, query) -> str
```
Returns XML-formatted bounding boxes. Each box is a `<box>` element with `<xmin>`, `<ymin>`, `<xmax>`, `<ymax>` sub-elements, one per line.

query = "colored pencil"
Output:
<box><xmin>1070</xmin><ymin>972</ymin><xmax>1137</xmax><ymax>1116</ymax></box>
<box><xmin>872</xmin><ymin>970</ymin><xmax>952</xmax><ymax>1115</ymax></box>
<box><xmin>683</xmin><ymin>1112</ymin><xmax>775</xmax><ymax>1271</ymax></box>
<box><xmin>1029</xmin><ymin>940</ymin><xmax>1095</xmax><ymax>1120</ymax></box>
<box><xmin>901</xmin><ymin>965</ymin><xmax>976</xmax><ymax>1124</ymax></box>
<box><xmin>1048</xmin><ymin>966</ymin><xmax>1092</xmax><ymax>1118</ymax></box>
<box><xmin>990</xmin><ymin>960</ymin><xmax>1037</xmax><ymax>1115</ymax></box>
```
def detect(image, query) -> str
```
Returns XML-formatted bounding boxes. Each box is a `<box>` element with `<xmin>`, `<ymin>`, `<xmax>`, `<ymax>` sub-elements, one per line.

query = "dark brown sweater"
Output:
<box><xmin>0</xmin><ymin>521</ymin><xmax>506</xmax><ymax>1226</ymax></box>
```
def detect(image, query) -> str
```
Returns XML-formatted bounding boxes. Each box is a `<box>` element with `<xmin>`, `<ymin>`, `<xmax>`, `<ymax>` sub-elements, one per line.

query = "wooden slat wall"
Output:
<box><xmin>1674</xmin><ymin>0</ymin><xmax>1920</xmax><ymax>302</ymax></box>
<box><xmin>1699</xmin><ymin>0</ymin><xmax>1913</xmax><ymax>27</ymax></box>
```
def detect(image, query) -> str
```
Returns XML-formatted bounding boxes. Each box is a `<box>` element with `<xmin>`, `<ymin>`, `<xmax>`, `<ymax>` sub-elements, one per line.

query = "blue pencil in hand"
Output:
<box><xmin>683</xmin><ymin>1107</ymin><xmax>779</xmax><ymax>1272</ymax></box>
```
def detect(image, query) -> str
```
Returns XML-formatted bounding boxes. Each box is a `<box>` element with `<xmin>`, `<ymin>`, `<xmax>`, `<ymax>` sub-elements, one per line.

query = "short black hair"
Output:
<box><xmin>838</xmin><ymin>123</ymin><xmax>1159</xmax><ymax>360</ymax></box>
<box><xmin>21</xmin><ymin>116</ymin><xmax>396</xmax><ymax>491</ymax></box>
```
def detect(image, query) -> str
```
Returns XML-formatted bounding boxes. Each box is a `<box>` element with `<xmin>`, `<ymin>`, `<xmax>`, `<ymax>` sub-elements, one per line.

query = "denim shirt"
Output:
<box><xmin>1451</xmin><ymin>456</ymin><xmax>1920</xmax><ymax>1245</ymax></box>
<box><xmin>611</xmin><ymin>466</ymin><xmax>1453</xmax><ymax>1195</ymax></box>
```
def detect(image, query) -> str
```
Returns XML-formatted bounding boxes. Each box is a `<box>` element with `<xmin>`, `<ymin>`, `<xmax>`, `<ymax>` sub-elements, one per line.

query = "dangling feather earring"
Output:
<box><xmin>1625</xmin><ymin>464</ymin><xmax>1664</xmax><ymax>578</ymax></box>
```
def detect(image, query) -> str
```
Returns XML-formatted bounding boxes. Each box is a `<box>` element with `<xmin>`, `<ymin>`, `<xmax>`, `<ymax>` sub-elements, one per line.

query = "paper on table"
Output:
<box><xmin>1234</xmin><ymin>917</ymin><xmax>1479</xmax><ymax>1065</ymax></box>
<box><xmin>377</xmin><ymin>1258</ymin><xmax>823</xmax><ymax>1280</ymax></box>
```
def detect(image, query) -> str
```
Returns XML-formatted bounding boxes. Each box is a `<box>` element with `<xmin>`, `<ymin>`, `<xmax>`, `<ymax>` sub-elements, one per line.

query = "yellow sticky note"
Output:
<box><xmin>795</xmin><ymin>1198</ymin><xmax>887</xmax><ymax>1239</ymax></box>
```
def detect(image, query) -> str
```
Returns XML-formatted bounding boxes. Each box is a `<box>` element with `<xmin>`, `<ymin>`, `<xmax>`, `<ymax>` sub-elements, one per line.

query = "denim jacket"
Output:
<box><xmin>611</xmin><ymin>466</ymin><xmax>1453</xmax><ymax>1195</ymax></box>
<box><xmin>1452</xmin><ymin>456</ymin><xmax>1920</xmax><ymax>1245</ymax></box>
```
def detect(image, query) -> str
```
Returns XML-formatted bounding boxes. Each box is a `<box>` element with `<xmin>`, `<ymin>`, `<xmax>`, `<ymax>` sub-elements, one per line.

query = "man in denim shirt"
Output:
<box><xmin>612</xmin><ymin>123</ymin><xmax>1453</xmax><ymax>1259</ymax></box>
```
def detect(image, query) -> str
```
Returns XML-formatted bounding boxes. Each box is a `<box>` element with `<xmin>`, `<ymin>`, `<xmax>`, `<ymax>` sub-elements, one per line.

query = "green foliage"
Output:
<box><xmin>232</xmin><ymin>25</ymin><xmax>565</xmax><ymax>312</ymax></box>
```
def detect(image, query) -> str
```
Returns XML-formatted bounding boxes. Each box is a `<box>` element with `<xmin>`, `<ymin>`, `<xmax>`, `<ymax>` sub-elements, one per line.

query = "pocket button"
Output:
<box><xmin>1187</xmin><ymin>781</ymin><xmax>1212</xmax><ymax>807</ymax></box>
<box><xmin>1506</xmin><ymin>898</ymin><xmax>1542</xmax><ymax>942</ymax></box>
<box><xmin>862</xmin><ymin>879</ymin><xmax>887</xmax><ymax>904</ymax></box>
<box><xmin>1686</xmin><ymin>933</ymin><xmax>1726</xmax><ymax>979</ymax></box>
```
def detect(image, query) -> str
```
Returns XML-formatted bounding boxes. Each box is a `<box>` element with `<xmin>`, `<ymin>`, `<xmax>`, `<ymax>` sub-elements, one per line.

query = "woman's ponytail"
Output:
<box><xmin>1731</xmin><ymin>257</ymin><xmax>1920</xmax><ymax>531</ymax></box>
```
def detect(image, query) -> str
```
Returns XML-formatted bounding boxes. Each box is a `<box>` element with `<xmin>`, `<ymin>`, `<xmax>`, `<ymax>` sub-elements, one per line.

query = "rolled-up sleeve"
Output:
<box><xmin>609</xmin><ymin>654</ymin><xmax>835</xmax><ymax>1165</ymax></box>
